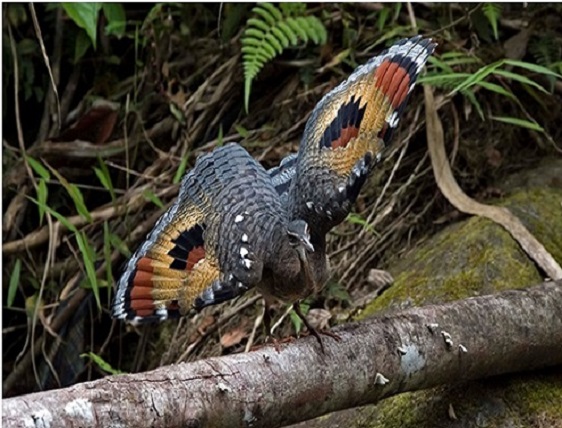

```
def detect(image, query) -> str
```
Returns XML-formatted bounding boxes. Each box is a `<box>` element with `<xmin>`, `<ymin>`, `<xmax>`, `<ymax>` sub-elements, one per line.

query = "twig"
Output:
<box><xmin>29</xmin><ymin>3</ymin><xmax>61</xmax><ymax>133</ymax></box>
<box><xmin>406</xmin><ymin>2</ymin><xmax>418</xmax><ymax>32</ymax></box>
<box><xmin>425</xmin><ymin>4</ymin><xmax>482</xmax><ymax>38</ymax></box>
<box><xmin>244</xmin><ymin>304</ymin><xmax>264</xmax><ymax>353</ymax></box>
<box><xmin>34</xmin><ymin>7</ymin><xmax>64</xmax><ymax>144</ymax></box>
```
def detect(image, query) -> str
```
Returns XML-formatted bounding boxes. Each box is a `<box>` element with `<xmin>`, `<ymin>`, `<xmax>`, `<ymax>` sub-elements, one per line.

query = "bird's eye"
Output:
<box><xmin>287</xmin><ymin>232</ymin><xmax>299</xmax><ymax>246</ymax></box>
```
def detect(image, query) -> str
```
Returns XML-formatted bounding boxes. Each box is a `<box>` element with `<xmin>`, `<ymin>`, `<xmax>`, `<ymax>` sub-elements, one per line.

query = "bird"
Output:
<box><xmin>112</xmin><ymin>36</ymin><xmax>437</xmax><ymax>350</ymax></box>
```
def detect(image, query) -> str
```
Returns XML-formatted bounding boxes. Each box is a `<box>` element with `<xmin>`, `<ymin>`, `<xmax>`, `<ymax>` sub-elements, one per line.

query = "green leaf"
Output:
<box><xmin>490</xmin><ymin>116</ymin><xmax>544</xmax><ymax>132</ymax></box>
<box><xmin>62</xmin><ymin>3</ymin><xmax>102</xmax><ymax>49</ymax></box>
<box><xmin>76</xmin><ymin>231</ymin><xmax>100</xmax><ymax>309</ymax></box>
<box><xmin>74</xmin><ymin>29</ymin><xmax>91</xmax><ymax>63</ymax></box>
<box><xmin>241</xmin><ymin>3</ymin><xmax>326</xmax><ymax>113</ymax></box>
<box><xmin>483</xmin><ymin>3</ymin><xmax>501</xmax><ymax>41</ymax></box>
<box><xmin>234</xmin><ymin>124</ymin><xmax>249</xmax><ymax>138</ymax></box>
<box><xmin>28</xmin><ymin>196</ymin><xmax>77</xmax><ymax>233</ymax></box>
<box><xmin>173</xmin><ymin>156</ymin><xmax>189</xmax><ymax>184</ymax></box>
<box><xmin>109</xmin><ymin>232</ymin><xmax>131</xmax><ymax>257</ymax></box>
<box><xmin>81</xmin><ymin>352</ymin><xmax>123</xmax><ymax>375</ymax></box>
<box><xmin>493</xmin><ymin>69</ymin><xmax>550</xmax><ymax>94</ymax></box>
<box><xmin>46</xmin><ymin>165</ymin><xmax>92</xmax><ymax>222</ymax></box>
<box><xmin>25</xmin><ymin>156</ymin><xmax>50</xmax><ymax>180</ymax></box>
<box><xmin>377</xmin><ymin>7</ymin><xmax>390</xmax><ymax>32</ymax></box>
<box><xmin>143</xmin><ymin>190</ymin><xmax>164</xmax><ymax>208</ymax></box>
<box><xmin>477</xmin><ymin>81</ymin><xmax>516</xmax><ymax>100</ymax></box>
<box><xmin>69</xmin><ymin>183</ymin><xmax>92</xmax><ymax>221</ymax></box>
<box><xmin>103</xmin><ymin>221</ymin><xmax>114</xmax><ymax>287</ymax></box>
<box><xmin>503</xmin><ymin>59</ymin><xmax>562</xmax><ymax>79</ymax></box>
<box><xmin>37</xmin><ymin>178</ymin><xmax>48</xmax><ymax>225</ymax></box>
<box><xmin>169</xmin><ymin>102</ymin><xmax>186</xmax><ymax>125</ymax></box>
<box><xmin>8</xmin><ymin>259</ymin><xmax>22</xmax><ymax>307</ymax></box>
<box><xmin>289</xmin><ymin>302</ymin><xmax>310</xmax><ymax>335</ymax></box>
<box><xmin>326</xmin><ymin>281</ymin><xmax>351</xmax><ymax>303</ymax></box>
<box><xmin>448</xmin><ymin>61</ymin><xmax>504</xmax><ymax>94</ymax></box>
<box><xmin>417</xmin><ymin>73</ymin><xmax>472</xmax><ymax>87</ymax></box>
<box><xmin>346</xmin><ymin>213</ymin><xmax>379</xmax><ymax>236</ymax></box>
<box><xmin>94</xmin><ymin>159</ymin><xmax>115</xmax><ymax>202</ymax></box>
<box><xmin>102</xmin><ymin>3</ymin><xmax>126</xmax><ymax>38</ymax></box>
<box><xmin>258</xmin><ymin>3</ymin><xmax>283</xmax><ymax>22</ymax></box>
<box><xmin>247</xmin><ymin>17</ymin><xmax>271</xmax><ymax>32</ymax></box>
<box><xmin>221</xmin><ymin>4</ymin><xmax>248</xmax><ymax>42</ymax></box>
<box><xmin>463</xmin><ymin>90</ymin><xmax>485</xmax><ymax>121</ymax></box>
<box><xmin>217</xmin><ymin>124</ymin><xmax>224</xmax><ymax>147</ymax></box>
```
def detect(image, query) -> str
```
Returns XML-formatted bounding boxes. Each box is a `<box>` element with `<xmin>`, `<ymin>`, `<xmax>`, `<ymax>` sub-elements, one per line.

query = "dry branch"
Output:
<box><xmin>3</xmin><ymin>281</ymin><xmax>561</xmax><ymax>428</ymax></box>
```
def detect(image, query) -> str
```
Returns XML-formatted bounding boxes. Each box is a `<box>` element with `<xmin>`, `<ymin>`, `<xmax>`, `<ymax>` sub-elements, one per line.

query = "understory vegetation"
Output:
<box><xmin>2</xmin><ymin>3</ymin><xmax>561</xmax><ymax>398</ymax></box>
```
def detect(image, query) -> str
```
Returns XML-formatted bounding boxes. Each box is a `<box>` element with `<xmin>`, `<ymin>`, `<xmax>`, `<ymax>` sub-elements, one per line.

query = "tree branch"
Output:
<box><xmin>3</xmin><ymin>281</ymin><xmax>561</xmax><ymax>428</ymax></box>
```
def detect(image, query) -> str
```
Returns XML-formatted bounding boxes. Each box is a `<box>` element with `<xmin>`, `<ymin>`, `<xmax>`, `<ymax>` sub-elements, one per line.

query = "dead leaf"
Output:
<box><xmin>305</xmin><ymin>309</ymin><xmax>332</xmax><ymax>331</ymax></box>
<box><xmin>55</xmin><ymin>100</ymin><xmax>119</xmax><ymax>145</ymax></box>
<box><xmin>220</xmin><ymin>327</ymin><xmax>248</xmax><ymax>349</ymax></box>
<box><xmin>367</xmin><ymin>269</ymin><xmax>394</xmax><ymax>289</ymax></box>
<box><xmin>485</xmin><ymin>146</ymin><xmax>503</xmax><ymax>168</ymax></box>
<box><xmin>504</xmin><ymin>29</ymin><xmax>531</xmax><ymax>61</ymax></box>
<box><xmin>448</xmin><ymin>403</ymin><xmax>458</xmax><ymax>420</ymax></box>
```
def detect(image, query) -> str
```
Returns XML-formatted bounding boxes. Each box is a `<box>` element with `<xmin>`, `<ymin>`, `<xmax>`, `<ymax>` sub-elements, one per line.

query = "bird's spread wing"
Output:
<box><xmin>288</xmin><ymin>36</ymin><xmax>436</xmax><ymax>235</ymax></box>
<box><xmin>112</xmin><ymin>143</ymin><xmax>284</xmax><ymax>324</ymax></box>
<box><xmin>267</xmin><ymin>152</ymin><xmax>298</xmax><ymax>205</ymax></box>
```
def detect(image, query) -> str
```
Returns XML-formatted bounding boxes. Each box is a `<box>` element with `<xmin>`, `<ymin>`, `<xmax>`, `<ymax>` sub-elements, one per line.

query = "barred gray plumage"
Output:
<box><xmin>112</xmin><ymin>36</ymin><xmax>437</xmax><ymax>346</ymax></box>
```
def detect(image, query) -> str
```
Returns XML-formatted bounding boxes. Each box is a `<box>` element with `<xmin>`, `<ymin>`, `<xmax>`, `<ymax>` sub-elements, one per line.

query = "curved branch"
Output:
<box><xmin>3</xmin><ymin>281</ymin><xmax>561</xmax><ymax>428</ymax></box>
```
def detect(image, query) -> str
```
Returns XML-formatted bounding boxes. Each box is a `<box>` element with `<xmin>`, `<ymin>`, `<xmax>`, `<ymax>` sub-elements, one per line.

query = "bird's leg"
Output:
<box><xmin>263</xmin><ymin>301</ymin><xmax>274</xmax><ymax>338</ymax></box>
<box><xmin>262</xmin><ymin>301</ymin><xmax>292</xmax><ymax>352</ymax></box>
<box><xmin>292</xmin><ymin>302</ymin><xmax>340</xmax><ymax>353</ymax></box>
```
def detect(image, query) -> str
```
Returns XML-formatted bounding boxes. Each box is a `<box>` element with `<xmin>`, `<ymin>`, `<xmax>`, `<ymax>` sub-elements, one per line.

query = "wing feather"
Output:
<box><xmin>112</xmin><ymin>143</ymin><xmax>285</xmax><ymax>324</ymax></box>
<box><xmin>288</xmin><ymin>36</ymin><xmax>437</xmax><ymax>236</ymax></box>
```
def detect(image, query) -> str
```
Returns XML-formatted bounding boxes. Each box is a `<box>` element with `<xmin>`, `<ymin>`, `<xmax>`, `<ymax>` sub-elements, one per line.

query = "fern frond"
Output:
<box><xmin>241</xmin><ymin>2</ymin><xmax>327</xmax><ymax>112</ymax></box>
<box><xmin>482</xmin><ymin>3</ymin><xmax>502</xmax><ymax>40</ymax></box>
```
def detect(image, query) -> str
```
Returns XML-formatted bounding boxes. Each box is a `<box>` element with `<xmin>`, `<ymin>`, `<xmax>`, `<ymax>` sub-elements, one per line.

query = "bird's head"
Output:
<box><xmin>287</xmin><ymin>219</ymin><xmax>314</xmax><ymax>262</ymax></box>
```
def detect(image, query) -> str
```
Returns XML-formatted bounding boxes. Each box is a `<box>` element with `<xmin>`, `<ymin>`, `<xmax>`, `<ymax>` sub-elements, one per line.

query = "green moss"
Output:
<box><xmin>505</xmin><ymin>372</ymin><xmax>562</xmax><ymax>423</ymax></box>
<box><xmin>360</xmin><ymin>371</ymin><xmax>562</xmax><ymax>428</ymax></box>
<box><xmin>346</xmin><ymin>185</ymin><xmax>562</xmax><ymax>428</ymax></box>
<box><xmin>358</xmin><ymin>187</ymin><xmax>560</xmax><ymax>320</ymax></box>
<box><xmin>505</xmin><ymin>187</ymin><xmax>562</xmax><ymax>265</ymax></box>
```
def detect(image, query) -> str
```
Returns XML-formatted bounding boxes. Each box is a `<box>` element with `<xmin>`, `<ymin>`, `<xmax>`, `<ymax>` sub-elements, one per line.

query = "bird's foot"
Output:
<box><xmin>250</xmin><ymin>336</ymin><xmax>294</xmax><ymax>353</ymax></box>
<box><xmin>292</xmin><ymin>302</ymin><xmax>340</xmax><ymax>353</ymax></box>
<box><xmin>269</xmin><ymin>336</ymin><xmax>295</xmax><ymax>352</ymax></box>
<box><xmin>303</xmin><ymin>327</ymin><xmax>341</xmax><ymax>353</ymax></box>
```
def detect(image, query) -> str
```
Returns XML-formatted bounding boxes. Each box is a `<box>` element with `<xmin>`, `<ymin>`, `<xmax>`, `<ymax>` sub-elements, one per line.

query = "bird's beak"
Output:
<box><xmin>296</xmin><ymin>245</ymin><xmax>308</xmax><ymax>264</ymax></box>
<box><xmin>302</xmin><ymin>237</ymin><xmax>314</xmax><ymax>253</ymax></box>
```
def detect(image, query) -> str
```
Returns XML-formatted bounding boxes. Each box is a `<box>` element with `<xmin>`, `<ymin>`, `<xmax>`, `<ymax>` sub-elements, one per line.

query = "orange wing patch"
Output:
<box><xmin>117</xmin><ymin>221</ymin><xmax>216</xmax><ymax>322</ymax></box>
<box><xmin>320</xmin><ymin>95</ymin><xmax>366</xmax><ymax>150</ymax></box>
<box><xmin>374</xmin><ymin>59</ymin><xmax>411</xmax><ymax>109</ymax></box>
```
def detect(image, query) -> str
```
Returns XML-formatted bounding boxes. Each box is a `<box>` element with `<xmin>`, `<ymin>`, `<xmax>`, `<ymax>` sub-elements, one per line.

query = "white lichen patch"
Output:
<box><xmin>399</xmin><ymin>343</ymin><xmax>426</xmax><ymax>375</ymax></box>
<box><xmin>64</xmin><ymin>398</ymin><xmax>94</xmax><ymax>424</ymax></box>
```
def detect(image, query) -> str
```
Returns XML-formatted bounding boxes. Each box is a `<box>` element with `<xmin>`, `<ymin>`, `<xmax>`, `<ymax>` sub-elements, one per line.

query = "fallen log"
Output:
<box><xmin>3</xmin><ymin>281</ymin><xmax>561</xmax><ymax>428</ymax></box>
